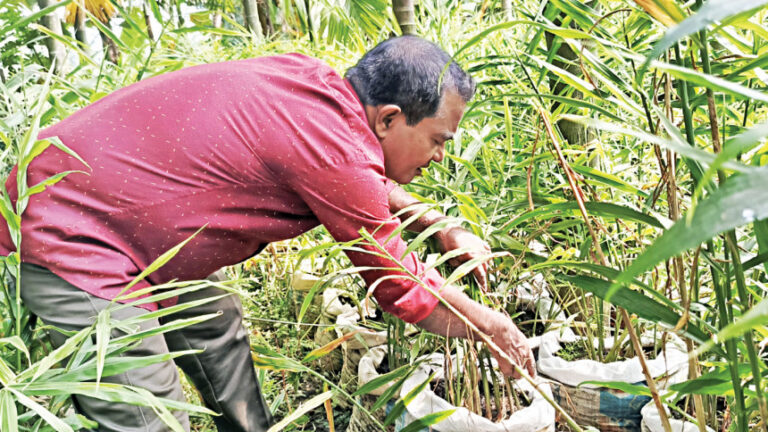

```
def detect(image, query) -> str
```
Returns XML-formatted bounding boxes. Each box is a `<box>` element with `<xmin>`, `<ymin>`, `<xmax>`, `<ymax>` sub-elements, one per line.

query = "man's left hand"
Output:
<box><xmin>435</xmin><ymin>226</ymin><xmax>492</xmax><ymax>290</ymax></box>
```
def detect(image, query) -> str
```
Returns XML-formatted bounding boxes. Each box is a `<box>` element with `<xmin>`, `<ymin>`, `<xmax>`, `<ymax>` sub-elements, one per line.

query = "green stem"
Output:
<box><xmin>708</xmin><ymin>240</ymin><xmax>747</xmax><ymax>432</ymax></box>
<box><xmin>725</xmin><ymin>231</ymin><xmax>768</xmax><ymax>431</ymax></box>
<box><xmin>672</xmin><ymin>44</ymin><xmax>704</xmax><ymax>185</ymax></box>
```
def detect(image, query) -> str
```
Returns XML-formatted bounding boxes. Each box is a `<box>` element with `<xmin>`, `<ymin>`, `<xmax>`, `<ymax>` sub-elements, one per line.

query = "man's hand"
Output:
<box><xmin>484</xmin><ymin>311</ymin><xmax>536</xmax><ymax>378</ymax></box>
<box><xmin>416</xmin><ymin>285</ymin><xmax>536</xmax><ymax>379</ymax></box>
<box><xmin>434</xmin><ymin>226</ymin><xmax>492</xmax><ymax>290</ymax></box>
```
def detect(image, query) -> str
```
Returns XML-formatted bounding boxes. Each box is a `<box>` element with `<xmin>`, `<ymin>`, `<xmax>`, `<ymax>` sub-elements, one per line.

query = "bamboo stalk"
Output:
<box><xmin>477</xmin><ymin>347</ymin><xmax>493</xmax><ymax>419</ymax></box>
<box><xmin>694</xmin><ymin>18</ymin><xmax>762</xmax><ymax>430</ymax></box>
<box><xmin>725</xmin><ymin>232</ymin><xmax>768</xmax><ymax>431</ymax></box>
<box><xmin>709</xmin><ymin>239</ymin><xmax>747</xmax><ymax>432</ymax></box>
<box><xmin>356</xmin><ymin>230</ymin><xmax>586</xmax><ymax>432</ymax></box>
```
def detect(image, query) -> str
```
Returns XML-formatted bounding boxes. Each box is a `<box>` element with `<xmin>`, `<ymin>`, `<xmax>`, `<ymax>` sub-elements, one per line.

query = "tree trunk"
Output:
<box><xmin>100</xmin><ymin>29</ymin><xmax>120</xmax><ymax>64</ymax></box>
<box><xmin>212</xmin><ymin>11</ymin><xmax>222</xmax><ymax>28</ymax></box>
<box><xmin>242</xmin><ymin>0</ymin><xmax>263</xmax><ymax>36</ymax></box>
<box><xmin>142</xmin><ymin>3</ymin><xmax>155</xmax><ymax>41</ymax></box>
<box><xmin>175</xmin><ymin>0</ymin><xmax>184</xmax><ymax>27</ymax></box>
<box><xmin>37</xmin><ymin>0</ymin><xmax>66</xmax><ymax>74</ymax></box>
<box><xmin>257</xmin><ymin>0</ymin><xmax>273</xmax><ymax>36</ymax></box>
<box><xmin>74</xmin><ymin>6</ymin><xmax>87</xmax><ymax>45</ymax></box>
<box><xmin>393</xmin><ymin>0</ymin><xmax>417</xmax><ymax>35</ymax></box>
<box><xmin>501</xmin><ymin>0</ymin><xmax>513</xmax><ymax>21</ymax></box>
<box><xmin>303</xmin><ymin>0</ymin><xmax>313</xmax><ymax>42</ymax></box>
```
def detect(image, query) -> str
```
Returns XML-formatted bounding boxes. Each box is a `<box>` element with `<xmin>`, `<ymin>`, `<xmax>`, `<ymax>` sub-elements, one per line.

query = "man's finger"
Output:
<box><xmin>526</xmin><ymin>351</ymin><xmax>536</xmax><ymax>377</ymax></box>
<box><xmin>472</xmin><ymin>264</ymin><xmax>488</xmax><ymax>291</ymax></box>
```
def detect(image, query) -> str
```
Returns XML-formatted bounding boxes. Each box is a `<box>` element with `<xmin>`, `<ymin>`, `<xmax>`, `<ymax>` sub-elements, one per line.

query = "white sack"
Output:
<box><xmin>400</xmin><ymin>354</ymin><xmax>555</xmax><ymax>432</ymax></box>
<box><xmin>641</xmin><ymin>401</ymin><xmax>714</xmax><ymax>432</ymax></box>
<box><xmin>537</xmin><ymin>332</ymin><xmax>689</xmax><ymax>388</ymax></box>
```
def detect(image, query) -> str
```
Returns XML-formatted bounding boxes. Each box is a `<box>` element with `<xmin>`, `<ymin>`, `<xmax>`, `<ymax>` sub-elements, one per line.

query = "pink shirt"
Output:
<box><xmin>0</xmin><ymin>54</ymin><xmax>442</xmax><ymax>323</ymax></box>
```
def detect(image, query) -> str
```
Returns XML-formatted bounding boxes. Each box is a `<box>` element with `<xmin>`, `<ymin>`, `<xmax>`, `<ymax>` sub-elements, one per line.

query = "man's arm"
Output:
<box><xmin>390</xmin><ymin>185</ymin><xmax>534</xmax><ymax>377</ymax></box>
<box><xmin>388</xmin><ymin>183</ymin><xmax>447</xmax><ymax>232</ymax></box>
<box><xmin>389</xmin><ymin>185</ymin><xmax>491</xmax><ymax>289</ymax></box>
<box><xmin>416</xmin><ymin>284</ymin><xmax>536</xmax><ymax>378</ymax></box>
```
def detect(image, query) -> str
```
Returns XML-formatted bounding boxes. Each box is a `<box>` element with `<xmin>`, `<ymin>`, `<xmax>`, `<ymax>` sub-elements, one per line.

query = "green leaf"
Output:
<box><xmin>302</xmin><ymin>330</ymin><xmax>360</xmax><ymax>363</ymax></box>
<box><xmin>570</xmin><ymin>165</ymin><xmax>649</xmax><ymax>198</ymax></box>
<box><xmin>0</xmin><ymin>358</ymin><xmax>16</xmax><ymax>386</ymax></box>
<box><xmin>695</xmin><ymin>121</ymin><xmax>768</xmax><ymax>202</ymax></box>
<box><xmin>353</xmin><ymin>363</ymin><xmax>412</xmax><ymax>397</ymax></box>
<box><xmin>82</xmin><ymin>9</ymin><xmax>127</xmax><ymax>50</ymax></box>
<box><xmin>383</xmin><ymin>372</ymin><xmax>436</xmax><ymax>425</ymax></box>
<box><xmin>559</xmin><ymin>274</ymin><xmax>713</xmax><ymax>347</ymax></box>
<box><xmin>172</xmin><ymin>26</ymin><xmax>249</xmax><ymax>37</ymax></box>
<box><xmin>370</xmin><ymin>366</ymin><xmax>414</xmax><ymax>412</ymax></box>
<box><xmin>95</xmin><ymin>309</ymin><xmax>111</xmax><ymax>386</ymax></box>
<box><xmin>0</xmin><ymin>336</ymin><xmax>30</xmax><ymax>365</ymax></box>
<box><xmin>146</xmin><ymin>0</ymin><xmax>163</xmax><ymax>23</ymax></box>
<box><xmin>400</xmin><ymin>409</ymin><xmax>455</xmax><ymax>432</ymax></box>
<box><xmin>20</xmin><ymin>138</ymin><xmax>50</xmax><ymax>167</ymax></box>
<box><xmin>56</xmin><ymin>350</ymin><xmax>200</xmax><ymax>383</ymax></box>
<box><xmin>0</xmin><ymin>0</ymin><xmax>73</xmax><ymax>39</ymax></box>
<box><xmin>502</xmin><ymin>201</ymin><xmax>664</xmax><ymax>231</ymax></box>
<box><xmin>530</xmin><ymin>261</ymin><xmax>693</xmax><ymax>317</ymax></box>
<box><xmin>16</xmin><ymin>382</ymin><xmax>216</xmax><ymax>415</ymax></box>
<box><xmin>27</xmin><ymin>328</ymin><xmax>90</xmax><ymax>383</ymax></box>
<box><xmin>640</xmin><ymin>0</ymin><xmax>768</xmax><ymax>79</ymax></box>
<box><xmin>694</xmin><ymin>297</ymin><xmax>768</xmax><ymax>356</ymax></box>
<box><xmin>24</xmin><ymin>170</ymin><xmax>86</xmax><ymax>197</ymax></box>
<box><xmin>267</xmin><ymin>390</ymin><xmax>334</xmax><ymax>432</ymax></box>
<box><xmin>109</xmin><ymin>314</ymin><xmax>221</xmax><ymax>348</ymax></box>
<box><xmin>670</xmin><ymin>364</ymin><xmax>755</xmax><ymax>395</ymax></box>
<box><xmin>400</xmin><ymin>218</ymin><xmax>455</xmax><ymax>258</ymax></box>
<box><xmin>7</xmin><ymin>387</ymin><xmax>72</xmax><ymax>432</ymax></box>
<box><xmin>45</xmin><ymin>136</ymin><xmax>90</xmax><ymax>171</ymax></box>
<box><xmin>649</xmin><ymin>60</ymin><xmax>768</xmax><ymax>104</ymax></box>
<box><xmin>443</xmin><ymin>252</ymin><xmax>507</xmax><ymax>287</ymax></box>
<box><xmin>612</xmin><ymin>168</ymin><xmax>768</xmax><ymax>299</ymax></box>
<box><xmin>565</xmin><ymin>116</ymin><xmax>750</xmax><ymax>173</ymax></box>
<box><xmin>455</xmin><ymin>20</ymin><xmax>593</xmax><ymax>60</ymax></box>
<box><xmin>251</xmin><ymin>353</ymin><xmax>308</xmax><ymax>373</ymax></box>
<box><xmin>755</xmin><ymin>219</ymin><xmax>768</xmax><ymax>274</ymax></box>
<box><xmin>0</xmin><ymin>390</ymin><xmax>17</xmax><ymax>432</ymax></box>
<box><xmin>118</xmin><ymin>225</ymin><xmax>207</xmax><ymax>295</ymax></box>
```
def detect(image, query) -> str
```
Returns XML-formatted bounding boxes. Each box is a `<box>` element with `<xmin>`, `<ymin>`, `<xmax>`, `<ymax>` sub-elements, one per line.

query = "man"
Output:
<box><xmin>0</xmin><ymin>36</ymin><xmax>534</xmax><ymax>431</ymax></box>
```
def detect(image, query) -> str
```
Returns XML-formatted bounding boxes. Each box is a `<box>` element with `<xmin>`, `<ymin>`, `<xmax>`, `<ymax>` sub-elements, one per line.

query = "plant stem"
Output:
<box><xmin>709</xmin><ymin>240</ymin><xmax>747</xmax><ymax>432</ymax></box>
<box><xmin>725</xmin><ymin>231</ymin><xmax>768</xmax><ymax>431</ymax></box>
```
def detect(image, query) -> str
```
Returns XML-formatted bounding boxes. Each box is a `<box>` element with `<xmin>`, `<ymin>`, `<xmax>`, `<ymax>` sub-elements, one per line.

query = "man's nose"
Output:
<box><xmin>432</xmin><ymin>146</ymin><xmax>445</xmax><ymax>163</ymax></box>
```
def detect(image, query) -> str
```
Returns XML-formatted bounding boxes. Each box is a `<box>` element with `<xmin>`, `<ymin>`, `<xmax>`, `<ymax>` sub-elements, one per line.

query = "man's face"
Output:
<box><xmin>377</xmin><ymin>92</ymin><xmax>466</xmax><ymax>184</ymax></box>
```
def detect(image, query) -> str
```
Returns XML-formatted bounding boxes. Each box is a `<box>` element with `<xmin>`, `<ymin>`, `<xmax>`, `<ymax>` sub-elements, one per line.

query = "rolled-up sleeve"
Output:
<box><xmin>288</xmin><ymin>161</ymin><xmax>442</xmax><ymax>323</ymax></box>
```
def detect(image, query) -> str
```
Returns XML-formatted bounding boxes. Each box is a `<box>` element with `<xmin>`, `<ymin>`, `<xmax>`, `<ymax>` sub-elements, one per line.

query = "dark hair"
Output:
<box><xmin>346</xmin><ymin>36</ymin><xmax>476</xmax><ymax>125</ymax></box>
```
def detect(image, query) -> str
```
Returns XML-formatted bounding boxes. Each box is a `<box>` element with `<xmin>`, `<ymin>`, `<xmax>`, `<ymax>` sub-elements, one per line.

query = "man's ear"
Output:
<box><xmin>373</xmin><ymin>104</ymin><xmax>402</xmax><ymax>139</ymax></box>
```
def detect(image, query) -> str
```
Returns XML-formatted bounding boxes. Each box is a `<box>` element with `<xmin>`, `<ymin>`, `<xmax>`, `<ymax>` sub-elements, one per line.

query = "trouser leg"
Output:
<box><xmin>160</xmin><ymin>271</ymin><xmax>273</xmax><ymax>432</ymax></box>
<box><xmin>19</xmin><ymin>263</ymin><xmax>189</xmax><ymax>432</ymax></box>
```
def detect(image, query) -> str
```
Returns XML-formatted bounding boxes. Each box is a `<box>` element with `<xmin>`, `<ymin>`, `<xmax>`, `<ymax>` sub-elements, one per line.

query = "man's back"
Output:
<box><xmin>1</xmin><ymin>54</ymin><xmax>387</xmax><ymax>309</ymax></box>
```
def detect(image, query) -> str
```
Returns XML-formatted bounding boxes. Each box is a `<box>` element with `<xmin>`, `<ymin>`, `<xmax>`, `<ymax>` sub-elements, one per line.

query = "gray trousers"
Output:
<box><xmin>20</xmin><ymin>263</ymin><xmax>273</xmax><ymax>432</ymax></box>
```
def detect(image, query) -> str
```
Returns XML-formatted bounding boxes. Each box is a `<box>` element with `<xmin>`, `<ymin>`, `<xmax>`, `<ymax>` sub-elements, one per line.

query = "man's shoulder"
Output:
<box><xmin>239</xmin><ymin>53</ymin><xmax>336</xmax><ymax>75</ymax></box>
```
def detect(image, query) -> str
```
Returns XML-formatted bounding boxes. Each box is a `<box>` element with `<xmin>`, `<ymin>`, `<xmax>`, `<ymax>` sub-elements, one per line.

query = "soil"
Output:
<box><xmin>556</xmin><ymin>341</ymin><xmax>590</xmax><ymax>361</ymax></box>
<box><xmin>556</xmin><ymin>339</ymin><xmax>661</xmax><ymax>362</ymax></box>
<box><xmin>512</xmin><ymin>308</ymin><xmax>548</xmax><ymax>339</ymax></box>
<box><xmin>431</xmin><ymin>377</ymin><xmax>530</xmax><ymax>423</ymax></box>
